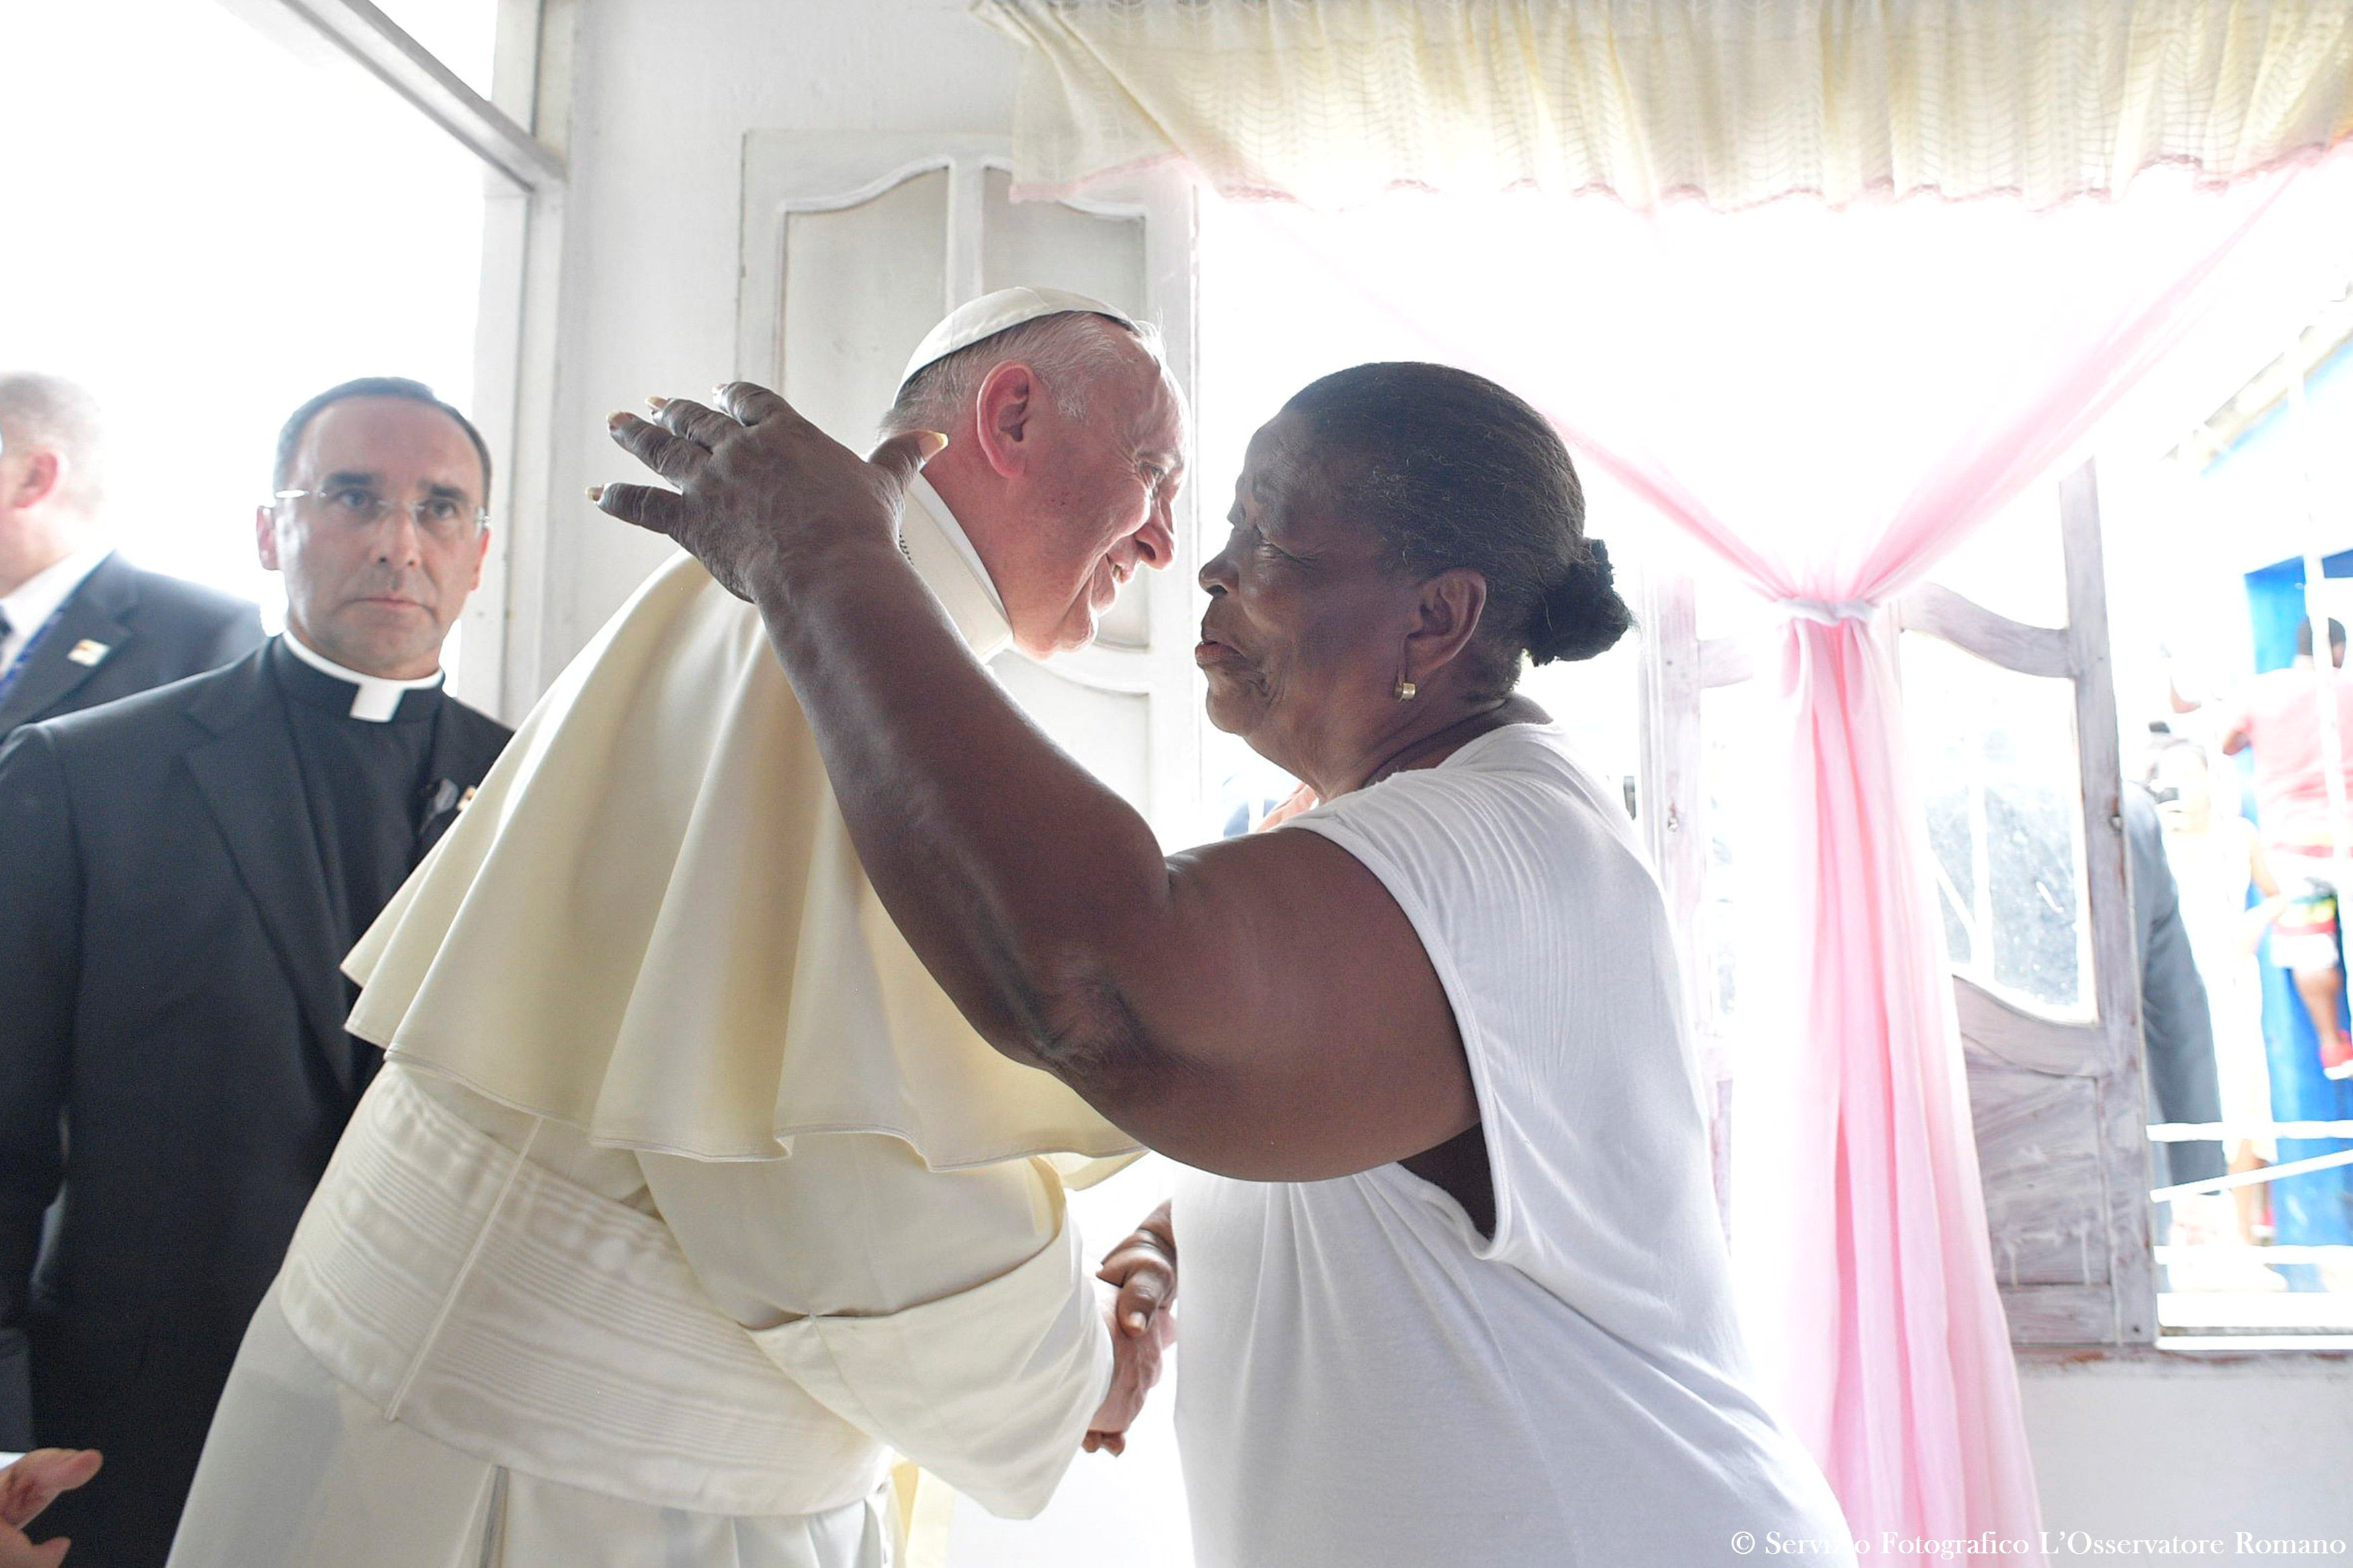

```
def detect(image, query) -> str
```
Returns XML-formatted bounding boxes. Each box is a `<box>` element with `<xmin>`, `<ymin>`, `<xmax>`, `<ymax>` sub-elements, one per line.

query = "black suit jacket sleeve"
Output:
<box><xmin>0</xmin><ymin>725</ymin><xmax>81</xmax><ymax>1447</ymax></box>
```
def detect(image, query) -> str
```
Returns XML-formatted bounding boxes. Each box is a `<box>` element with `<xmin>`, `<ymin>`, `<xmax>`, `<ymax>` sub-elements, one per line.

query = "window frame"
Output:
<box><xmin>217</xmin><ymin>0</ymin><xmax>574</xmax><ymax>720</ymax></box>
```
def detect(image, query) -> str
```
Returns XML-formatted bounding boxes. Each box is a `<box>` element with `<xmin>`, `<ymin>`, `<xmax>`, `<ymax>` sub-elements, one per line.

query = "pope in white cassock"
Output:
<box><xmin>166</xmin><ymin>290</ymin><xmax>1189</xmax><ymax>1568</ymax></box>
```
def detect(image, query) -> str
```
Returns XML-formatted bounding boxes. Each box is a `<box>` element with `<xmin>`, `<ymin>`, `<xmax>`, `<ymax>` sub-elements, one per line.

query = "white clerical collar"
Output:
<box><xmin>901</xmin><ymin>476</ymin><xmax>1014</xmax><ymax>661</ymax></box>
<box><xmin>280</xmin><ymin>629</ymin><xmax>446</xmax><ymax>722</ymax></box>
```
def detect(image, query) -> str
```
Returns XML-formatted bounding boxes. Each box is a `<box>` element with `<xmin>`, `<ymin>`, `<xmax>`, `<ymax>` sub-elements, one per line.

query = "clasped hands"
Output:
<box><xmin>1086</xmin><ymin>1202</ymin><xmax>1177</xmax><ymax>1457</ymax></box>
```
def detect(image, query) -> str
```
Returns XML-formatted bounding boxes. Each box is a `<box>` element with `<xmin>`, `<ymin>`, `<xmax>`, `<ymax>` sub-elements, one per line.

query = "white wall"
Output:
<box><xmin>540</xmin><ymin>0</ymin><xmax>1027</xmax><ymax>677</ymax></box>
<box><xmin>2020</xmin><ymin>1354</ymin><xmax>2353</xmax><ymax>1562</ymax></box>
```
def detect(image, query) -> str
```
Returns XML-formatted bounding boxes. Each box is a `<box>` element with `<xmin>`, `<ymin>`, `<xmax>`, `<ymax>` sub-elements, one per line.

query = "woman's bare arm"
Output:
<box><xmin>761</xmin><ymin>523</ymin><xmax>1473</xmax><ymax>1178</ymax></box>
<box><xmin>599</xmin><ymin>394</ymin><xmax>1475</xmax><ymax>1180</ymax></box>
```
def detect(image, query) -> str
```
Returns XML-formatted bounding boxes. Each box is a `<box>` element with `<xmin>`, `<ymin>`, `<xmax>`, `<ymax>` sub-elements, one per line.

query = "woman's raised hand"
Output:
<box><xmin>595</xmin><ymin>383</ymin><xmax>945</xmax><ymax>604</ymax></box>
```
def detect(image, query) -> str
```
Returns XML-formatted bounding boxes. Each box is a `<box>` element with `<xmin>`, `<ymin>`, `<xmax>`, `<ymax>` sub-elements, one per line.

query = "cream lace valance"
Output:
<box><xmin>974</xmin><ymin>0</ymin><xmax>2353</xmax><ymax>210</ymax></box>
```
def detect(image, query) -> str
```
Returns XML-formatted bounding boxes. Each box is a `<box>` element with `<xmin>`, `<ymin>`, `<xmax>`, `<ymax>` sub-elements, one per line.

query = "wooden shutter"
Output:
<box><xmin>1896</xmin><ymin>462</ymin><xmax>2157</xmax><ymax>1346</ymax></box>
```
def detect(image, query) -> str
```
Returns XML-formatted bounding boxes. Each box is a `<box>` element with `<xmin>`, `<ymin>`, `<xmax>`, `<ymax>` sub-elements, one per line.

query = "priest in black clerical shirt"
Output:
<box><xmin>0</xmin><ymin>378</ymin><xmax>512</xmax><ymax>1568</ymax></box>
<box><xmin>272</xmin><ymin>626</ymin><xmax>497</xmax><ymax>1088</ymax></box>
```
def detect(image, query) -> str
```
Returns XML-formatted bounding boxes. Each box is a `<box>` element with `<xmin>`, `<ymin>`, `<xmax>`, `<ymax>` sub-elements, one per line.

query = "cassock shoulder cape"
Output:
<box><xmin>345</xmin><ymin>485</ymin><xmax>1142</xmax><ymax>1176</ymax></box>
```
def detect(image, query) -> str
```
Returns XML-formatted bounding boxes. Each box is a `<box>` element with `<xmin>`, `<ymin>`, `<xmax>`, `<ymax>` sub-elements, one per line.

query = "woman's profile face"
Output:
<box><xmin>1196</xmin><ymin>411</ymin><xmax>1423</xmax><ymax>771</ymax></box>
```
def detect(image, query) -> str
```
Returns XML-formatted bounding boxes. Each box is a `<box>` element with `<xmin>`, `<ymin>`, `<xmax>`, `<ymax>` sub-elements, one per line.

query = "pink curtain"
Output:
<box><xmin>1199</xmin><ymin>152</ymin><xmax>2353</xmax><ymax>1564</ymax></box>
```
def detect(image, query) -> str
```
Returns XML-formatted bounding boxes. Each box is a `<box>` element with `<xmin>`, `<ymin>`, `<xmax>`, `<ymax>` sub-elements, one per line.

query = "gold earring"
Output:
<box><xmin>1394</xmin><ymin>676</ymin><xmax>1418</xmax><ymax>701</ymax></box>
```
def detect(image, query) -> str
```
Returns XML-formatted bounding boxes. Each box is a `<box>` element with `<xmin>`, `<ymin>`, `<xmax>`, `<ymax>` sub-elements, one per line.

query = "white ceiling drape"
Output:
<box><xmin>974</xmin><ymin>0</ymin><xmax>2353</xmax><ymax>210</ymax></box>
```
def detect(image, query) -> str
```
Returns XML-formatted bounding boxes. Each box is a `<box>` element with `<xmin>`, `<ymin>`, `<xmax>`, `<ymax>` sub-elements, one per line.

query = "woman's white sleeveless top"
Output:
<box><xmin>1174</xmin><ymin>723</ymin><xmax>1854</xmax><ymax>1567</ymax></box>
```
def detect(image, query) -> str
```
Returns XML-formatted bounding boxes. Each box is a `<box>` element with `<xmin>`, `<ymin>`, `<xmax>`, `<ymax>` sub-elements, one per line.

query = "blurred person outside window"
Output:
<box><xmin>2147</xmin><ymin>735</ymin><xmax>2282</xmax><ymax>1253</ymax></box>
<box><xmin>2219</xmin><ymin>616</ymin><xmax>2353</xmax><ymax>1081</ymax></box>
<box><xmin>2123</xmin><ymin>775</ymin><xmax>2228</xmax><ymax>1193</ymax></box>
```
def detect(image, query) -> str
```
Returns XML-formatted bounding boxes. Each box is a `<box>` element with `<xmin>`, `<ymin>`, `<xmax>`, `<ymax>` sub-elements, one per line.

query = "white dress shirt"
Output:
<box><xmin>0</xmin><ymin>544</ymin><xmax>111</xmax><ymax>675</ymax></box>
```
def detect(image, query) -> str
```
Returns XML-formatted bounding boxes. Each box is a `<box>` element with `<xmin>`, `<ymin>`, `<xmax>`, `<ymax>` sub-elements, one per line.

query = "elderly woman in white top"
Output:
<box><xmin>600</xmin><ymin>361</ymin><xmax>1853</xmax><ymax>1566</ymax></box>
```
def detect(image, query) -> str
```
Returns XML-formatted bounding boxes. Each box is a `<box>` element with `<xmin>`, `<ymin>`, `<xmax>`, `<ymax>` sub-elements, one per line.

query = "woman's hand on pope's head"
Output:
<box><xmin>1</xmin><ymin>1448</ymin><xmax>101</xmax><ymax>1568</ymax></box>
<box><xmin>594</xmin><ymin>382</ymin><xmax>946</xmax><ymax>603</ymax></box>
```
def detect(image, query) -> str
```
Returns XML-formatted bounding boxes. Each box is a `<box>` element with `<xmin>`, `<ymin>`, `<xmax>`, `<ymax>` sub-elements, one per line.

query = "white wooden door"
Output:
<box><xmin>1895</xmin><ymin>462</ymin><xmax>2157</xmax><ymax>1346</ymax></box>
<box><xmin>735</xmin><ymin>132</ymin><xmax>1202</xmax><ymax>843</ymax></box>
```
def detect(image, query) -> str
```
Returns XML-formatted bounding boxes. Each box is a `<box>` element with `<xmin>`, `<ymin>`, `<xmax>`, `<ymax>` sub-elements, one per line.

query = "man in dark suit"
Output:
<box><xmin>0</xmin><ymin>374</ymin><xmax>263</xmax><ymax>737</ymax></box>
<box><xmin>0</xmin><ymin>378</ymin><xmax>514</xmax><ymax>1566</ymax></box>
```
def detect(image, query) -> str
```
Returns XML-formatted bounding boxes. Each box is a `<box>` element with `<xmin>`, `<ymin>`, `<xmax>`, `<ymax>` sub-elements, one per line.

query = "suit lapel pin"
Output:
<box><xmin>66</xmin><ymin>638</ymin><xmax>112</xmax><ymax>667</ymax></box>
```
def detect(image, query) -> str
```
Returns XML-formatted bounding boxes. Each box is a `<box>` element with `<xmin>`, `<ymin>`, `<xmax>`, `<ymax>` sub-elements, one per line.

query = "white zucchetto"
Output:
<box><xmin>898</xmin><ymin>286</ymin><xmax>1136</xmax><ymax>388</ymax></box>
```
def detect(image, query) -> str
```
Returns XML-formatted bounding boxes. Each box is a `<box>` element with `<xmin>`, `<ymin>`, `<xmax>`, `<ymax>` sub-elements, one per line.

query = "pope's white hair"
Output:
<box><xmin>882</xmin><ymin>311</ymin><xmax>1170</xmax><ymax>438</ymax></box>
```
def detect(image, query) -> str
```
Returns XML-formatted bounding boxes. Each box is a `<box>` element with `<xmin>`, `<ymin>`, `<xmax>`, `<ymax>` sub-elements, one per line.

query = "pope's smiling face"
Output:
<box><xmin>258</xmin><ymin>396</ymin><xmax>489</xmax><ymax>679</ymax></box>
<box><xmin>993</xmin><ymin>345</ymin><xmax>1187</xmax><ymax>657</ymax></box>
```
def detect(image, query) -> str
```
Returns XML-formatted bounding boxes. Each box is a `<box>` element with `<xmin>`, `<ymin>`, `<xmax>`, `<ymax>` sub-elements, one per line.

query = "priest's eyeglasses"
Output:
<box><xmin>272</xmin><ymin>486</ymin><xmax>488</xmax><ymax>538</ymax></box>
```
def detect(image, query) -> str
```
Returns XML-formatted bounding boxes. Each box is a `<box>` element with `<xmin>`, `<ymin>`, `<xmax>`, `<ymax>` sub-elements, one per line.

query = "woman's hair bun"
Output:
<box><xmin>1528</xmin><ymin>538</ymin><xmax>1634</xmax><ymax>665</ymax></box>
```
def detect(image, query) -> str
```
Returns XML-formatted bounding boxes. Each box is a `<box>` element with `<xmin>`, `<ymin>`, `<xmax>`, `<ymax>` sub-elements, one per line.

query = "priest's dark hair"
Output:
<box><xmin>273</xmin><ymin>376</ymin><xmax>493</xmax><ymax>499</ymax></box>
<box><xmin>1279</xmin><ymin>361</ymin><xmax>1632</xmax><ymax>696</ymax></box>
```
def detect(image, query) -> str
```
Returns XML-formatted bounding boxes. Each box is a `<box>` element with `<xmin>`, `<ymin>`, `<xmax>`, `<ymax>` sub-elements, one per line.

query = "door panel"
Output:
<box><xmin>982</xmin><ymin>169</ymin><xmax>1147</xmax><ymax>334</ymax></box>
<box><xmin>777</xmin><ymin>169</ymin><xmax>952</xmax><ymax>441</ymax></box>
<box><xmin>1902</xmin><ymin>460</ymin><xmax>2156</xmax><ymax>1346</ymax></box>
